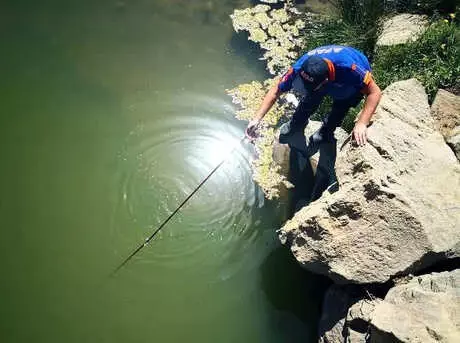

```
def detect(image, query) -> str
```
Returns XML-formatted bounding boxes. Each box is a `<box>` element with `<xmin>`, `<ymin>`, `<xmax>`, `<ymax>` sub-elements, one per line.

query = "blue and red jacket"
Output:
<box><xmin>278</xmin><ymin>45</ymin><xmax>373</xmax><ymax>100</ymax></box>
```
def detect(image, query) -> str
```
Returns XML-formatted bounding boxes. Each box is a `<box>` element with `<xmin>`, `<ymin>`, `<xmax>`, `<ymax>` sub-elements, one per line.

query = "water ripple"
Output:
<box><xmin>111</xmin><ymin>93</ymin><xmax>265</xmax><ymax>282</ymax></box>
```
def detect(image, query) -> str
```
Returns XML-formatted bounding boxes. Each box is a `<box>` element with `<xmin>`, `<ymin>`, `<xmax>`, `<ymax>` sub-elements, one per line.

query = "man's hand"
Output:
<box><xmin>353</xmin><ymin>122</ymin><xmax>368</xmax><ymax>146</ymax></box>
<box><xmin>245</xmin><ymin>119</ymin><xmax>260</xmax><ymax>140</ymax></box>
<box><xmin>245</xmin><ymin>83</ymin><xmax>281</xmax><ymax>141</ymax></box>
<box><xmin>354</xmin><ymin>77</ymin><xmax>380</xmax><ymax>147</ymax></box>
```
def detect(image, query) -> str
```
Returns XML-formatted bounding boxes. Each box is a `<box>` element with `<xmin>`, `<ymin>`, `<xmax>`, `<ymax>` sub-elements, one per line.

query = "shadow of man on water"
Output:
<box><xmin>283</xmin><ymin>129</ymin><xmax>340</xmax><ymax>216</ymax></box>
<box><xmin>257</xmin><ymin>132</ymin><xmax>340</xmax><ymax>341</ymax></box>
<box><xmin>260</xmin><ymin>245</ymin><xmax>331</xmax><ymax>342</ymax></box>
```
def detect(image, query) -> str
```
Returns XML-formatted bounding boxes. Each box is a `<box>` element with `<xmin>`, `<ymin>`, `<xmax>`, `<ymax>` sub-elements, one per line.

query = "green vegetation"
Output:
<box><xmin>228</xmin><ymin>0</ymin><xmax>459</xmax><ymax>197</ymax></box>
<box><xmin>302</xmin><ymin>1</ymin><xmax>460</xmax><ymax>131</ymax></box>
<box><xmin>227</xmin><ymin>79</ymin><xmax>293</xmax><ymax>198</ymax></box>
<box><xmin>373</xmin><ymin>18</ymin><xmax>460</xmax><ymax>101</ymax></box>
<box><xmin>301</xmin><ymin>0</ymin><xmax>384</xmax><ymax>60</ymax></box>
<box><xmin>301</xmin><ymin>17</ymin><xmax>377</xmax><ymax>58</ymax></box>
<box><xmin>384</xmin><ymin>0</ymin><xmax>457</xmax><ymax>15</ymax></box>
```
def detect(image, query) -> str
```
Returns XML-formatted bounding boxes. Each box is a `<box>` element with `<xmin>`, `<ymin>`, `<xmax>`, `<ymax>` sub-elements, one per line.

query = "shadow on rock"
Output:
<box><xmin>288</xmin><ymin>148</ymin><xmax>315</xmax><ymax>216</ymax></box>
<box><xmin>285</xmin><ymin>132</ymin><xmax>340</xmax><ymax>217</ymax></box>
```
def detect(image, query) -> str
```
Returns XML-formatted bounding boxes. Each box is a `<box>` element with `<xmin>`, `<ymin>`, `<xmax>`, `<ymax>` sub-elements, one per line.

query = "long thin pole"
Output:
<box><xmin>112</xmin><ymin>135</ymin><xmax>247</xmax><ymax>275</ymax></box>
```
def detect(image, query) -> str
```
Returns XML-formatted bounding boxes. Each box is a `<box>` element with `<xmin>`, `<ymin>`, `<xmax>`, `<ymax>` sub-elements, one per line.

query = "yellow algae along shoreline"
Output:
<box><xmin>227</xmin><ymin>0</ymin><xmax>310</xmax><ymax>199</ymax></box>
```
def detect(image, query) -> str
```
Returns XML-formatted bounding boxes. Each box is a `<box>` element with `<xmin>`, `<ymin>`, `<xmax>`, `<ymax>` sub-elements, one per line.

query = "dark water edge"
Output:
<box><xmin>261</xmin><ymin>244</ymin><xmax>332</xmax><ymax>342</ymax></box>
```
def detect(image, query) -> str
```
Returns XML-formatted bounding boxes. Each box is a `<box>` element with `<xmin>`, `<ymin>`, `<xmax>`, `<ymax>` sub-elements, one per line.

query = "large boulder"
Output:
<box><xmin>318</xmin><ymin>270</ymin><xmax>460</xmax><ymax>343</ymax></box>
<box><xmin>376</xmin><ymin>14</ymin><xmax>428</xmax><ymax>47</ymax></box>
<box><xmin>431</xmin><ymin>89</ymin><xmax>460</xmax><ymax>160</ymax></box>
<box><xmin>370</xmin><ymin>270</ymin><xmax>460</xmax><ymax>342</ymax></box>
<box><xmin>279</xmin><ymin>79</ymin><xmax>460</xmax><ymax>284</ymax></box>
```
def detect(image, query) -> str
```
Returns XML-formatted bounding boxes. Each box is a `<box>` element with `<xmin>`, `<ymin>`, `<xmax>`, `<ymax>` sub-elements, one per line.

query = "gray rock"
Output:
<box><xmin>348</xmin><ymin>330</ymin><xmax>368</xmax><ymax>343</ymax></box>
<box><xmin>283</xmin><ymin>120</ymin><xmax>349</xmax><ymax>160</ymax></box>
<box><xmin>446</xmin><ymin>131</ymin><xmax>460</xmax><ymax>161</ymax></box>
<box><xmin>431</xmin><ymin>89</ymin><xmax>460</xmax><ymax>137</ymax></box>
<box><xmin>347</xmin><ymin>298</ymin><xmax>379</xmax><ymax>328</ymax></box>
<box><xmin>431</xmin><ymin>89</ymin><xmax>460</xmax><ymax>161</ymax></box>
<box><xmin>272</xmin><ymin>139</ymin><xmax>291</xmax><ymax>177</ymax></box>
<box><xmin>279</xmin><ymin>79</ymin><xmax>460</xmax><ymax>284</ymax></box>
<box><xmin>371</xmin><ymin>270</ymin><xmax>460</xmax><ymax>342</ymax></box>
<box><xmin>376</xmin><ymin>14</ymin><xmax>428</xmax><ymax>47</ymax></box>
<box><xmin>318</xmin><ymin>270</ymin><xmax>460</xmax><ymax>343</ymax></box>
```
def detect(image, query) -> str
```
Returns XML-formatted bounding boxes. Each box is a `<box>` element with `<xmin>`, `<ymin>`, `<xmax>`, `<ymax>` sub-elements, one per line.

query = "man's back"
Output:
<box><xmin>280</xmin><ymin>45</ymin><xmax>373</xmax><ymax>100</ymax></box>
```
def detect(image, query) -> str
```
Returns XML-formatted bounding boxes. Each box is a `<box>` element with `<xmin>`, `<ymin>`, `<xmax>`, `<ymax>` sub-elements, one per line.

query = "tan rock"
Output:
<box><xmin>318</xmin><ymin>270</ymin><xmax>460</xmax><ymax>343</ymax></box>
<box><xmin>376</xmin><ymin>14</ymin><xmax>428</xmax><ymax>47</ymax></box>
<box><xmin>279</xmin><ymin>79</ymin><xmax>460</xmax><ymax>284</ymax></box>
<box><xmin>431</xmin><ymin>89</ymin><xmax>460</xmax><ymax>161</ymax></box>
<box><xmin>371</xmin><ymin>270</ymin><xmax>460</xmax><ymax>342</ymax></box>
<box><xmin>318</xmin><ymin>286</ymin><xmax>379</xmax><ymax>343</ymax></box>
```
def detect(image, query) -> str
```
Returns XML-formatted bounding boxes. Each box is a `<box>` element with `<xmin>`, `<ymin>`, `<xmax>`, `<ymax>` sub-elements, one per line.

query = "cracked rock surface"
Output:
<box><xmin>319</xmin><ymin>270</ymin><xmax>460</xmax><ymax>343</ymax></box>
<box><xmin>278</xmin><ymin>79</ymin><xmax>460</xmax><ymax>284</ymax></box>
<box><xmin>371</xmin><ymin>270</ymin><xmax>460</xmax><ymax>342</ymax></box>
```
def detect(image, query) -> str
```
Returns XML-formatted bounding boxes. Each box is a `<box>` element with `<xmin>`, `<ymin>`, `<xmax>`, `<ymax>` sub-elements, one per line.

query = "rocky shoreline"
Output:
<box><xmin>228</xmin><ymin>1</ymin><xmax>460</xmax><ymax>342</ymax></box>
<box><xmin>280</xmin><ymin>79</ymin><xmax>460</xmax><ymax>342</ymax></box>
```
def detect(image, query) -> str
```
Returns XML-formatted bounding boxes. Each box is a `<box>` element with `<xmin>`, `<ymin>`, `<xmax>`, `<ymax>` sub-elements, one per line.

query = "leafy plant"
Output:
<box><xmin>383</xmin><ymin>0</ymin><xmax>457</xmax><ymax>15</ymax></box>
<box><xmin>300</xmin><ymin>16</ymin><xmax>378</xmax><ymax>57</ymax></box>
<box><xmin>373</xmin><ymin>18</ymin><xmax>460</xmax><ymax>101</ymax></box>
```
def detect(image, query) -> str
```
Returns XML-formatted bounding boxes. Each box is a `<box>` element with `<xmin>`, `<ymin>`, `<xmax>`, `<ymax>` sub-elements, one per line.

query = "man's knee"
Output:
<box><xmin>310</xmin><ymin>123</ymin><xmax>337</xmax><ymax>145</ymax></box>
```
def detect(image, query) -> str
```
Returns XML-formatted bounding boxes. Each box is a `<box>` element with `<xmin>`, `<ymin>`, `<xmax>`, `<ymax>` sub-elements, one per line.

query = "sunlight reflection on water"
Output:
<box><xmin>110</xmin><ymin>91</ymin><xmax>264</xmax><ymax>281</ymax></box>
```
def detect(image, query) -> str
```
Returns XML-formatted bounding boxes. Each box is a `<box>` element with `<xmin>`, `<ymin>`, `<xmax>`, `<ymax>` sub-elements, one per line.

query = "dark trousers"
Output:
<box><xmin>291</xmin><ymin>92</ymin><xmax>364</xmax><ymax>140</ymax></box>
<box><xmin>288</xmin><ymin>92</ymin><xmax>363</xmax><ymax>203</ymax></box>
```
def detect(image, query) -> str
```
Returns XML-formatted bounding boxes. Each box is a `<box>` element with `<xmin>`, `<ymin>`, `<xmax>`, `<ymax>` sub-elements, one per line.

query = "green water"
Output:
<box><xmin>0</xmin><ymin>1</ymin><xmax>329</xmax><ymax>342</ymax></box>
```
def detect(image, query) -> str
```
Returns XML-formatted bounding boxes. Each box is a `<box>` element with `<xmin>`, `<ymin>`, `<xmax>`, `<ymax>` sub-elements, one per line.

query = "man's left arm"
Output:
<box><xmin>353</xmin><ymin>77</ymin><xmax>382</xmax><ymax>146</ymax></box>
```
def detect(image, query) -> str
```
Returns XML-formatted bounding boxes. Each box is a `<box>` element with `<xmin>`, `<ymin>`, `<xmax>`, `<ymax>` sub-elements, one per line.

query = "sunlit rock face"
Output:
<box><xmin>370</xmin><ymin>270</ymin><xmax>460</xmax><ymax>343</ymax></box>
<box><xmin>279</xmin><ymin>79</ymin><xmax>460</xmax><ymax>284</ymax></box>
<box><xmin>376</xmin><ymin>13</ymin><xmax>428</xmax><ymax>47</ymax></box>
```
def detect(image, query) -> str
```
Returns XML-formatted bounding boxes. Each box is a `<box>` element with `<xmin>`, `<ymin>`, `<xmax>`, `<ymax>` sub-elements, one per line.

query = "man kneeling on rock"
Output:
<box><xmin>246</xmin><ymin>45</ymin><xmax>382</xmax><ymax>201</ymax></box>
